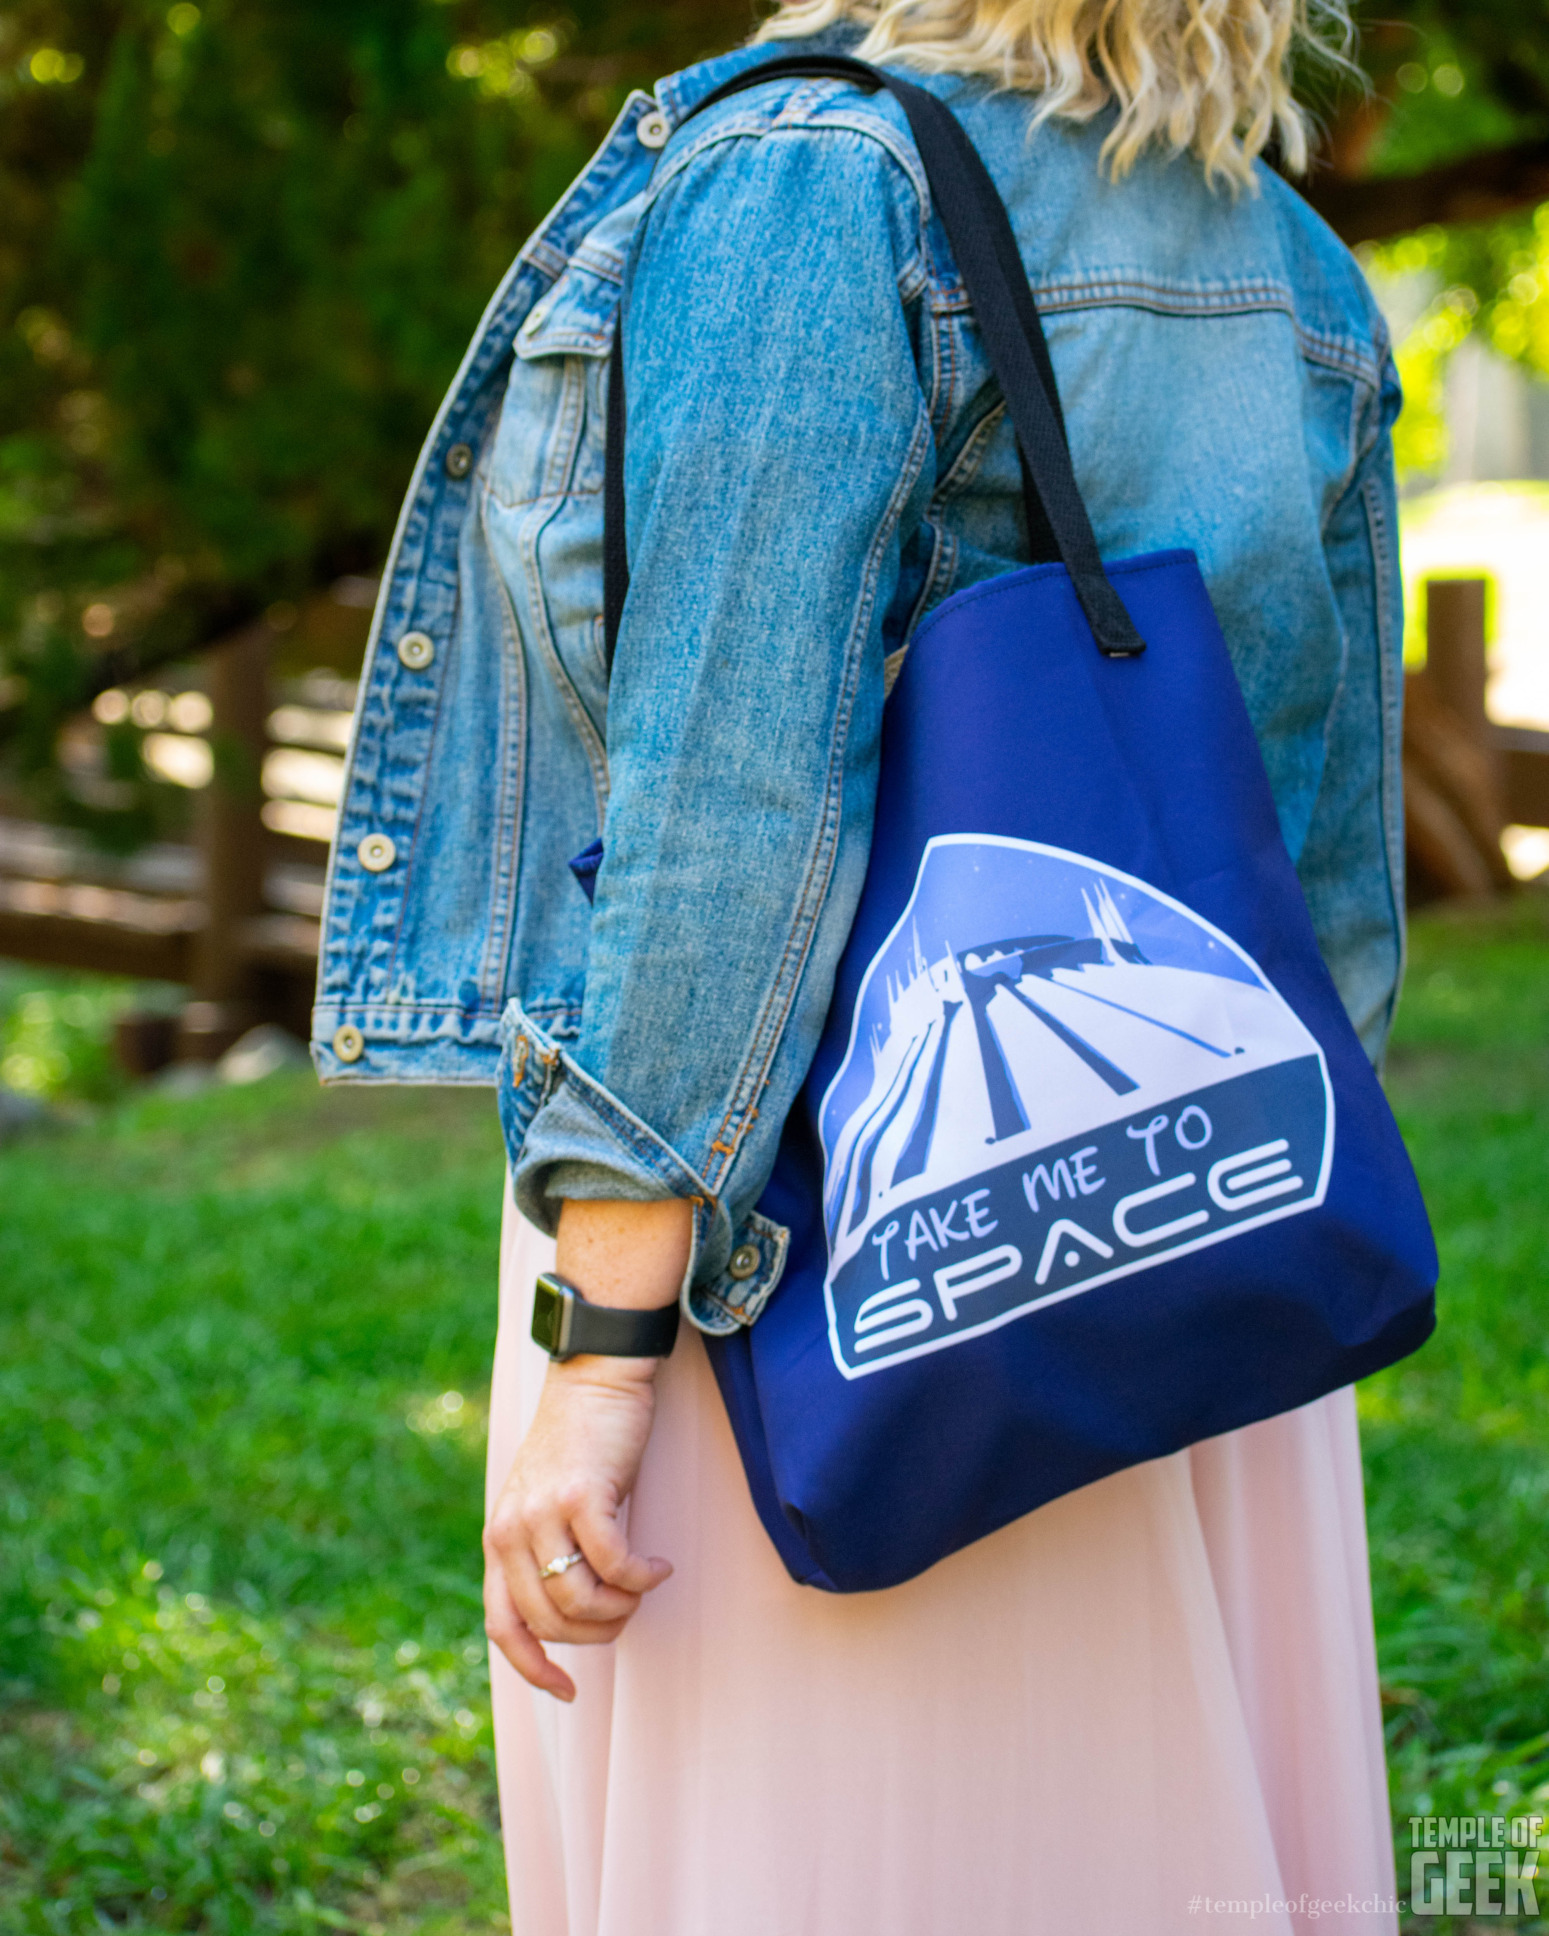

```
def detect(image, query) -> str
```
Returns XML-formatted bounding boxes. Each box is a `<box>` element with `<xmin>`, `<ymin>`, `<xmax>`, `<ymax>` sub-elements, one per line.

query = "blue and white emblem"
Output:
<box><xmin>820</xmin><ymin>836</ymin><xmax>1333</xmax><ymax>1376</ymax></box>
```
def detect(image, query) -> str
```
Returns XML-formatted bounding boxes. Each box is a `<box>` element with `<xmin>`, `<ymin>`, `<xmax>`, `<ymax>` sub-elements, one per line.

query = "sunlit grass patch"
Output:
<box><xmin>1370</xmin><ymin>890</ymin><xmax>1549</xmax><ymax>1928</ymax></box>
<box><xmin>0</xmin><ymin>1071</ymin><xmax>510</xmax><ymax>1932</ymax></box>
<box><xmin>4</xmin><ymin>1560</ymin><xmax>497</xmax><ymax>1928</ymax></box>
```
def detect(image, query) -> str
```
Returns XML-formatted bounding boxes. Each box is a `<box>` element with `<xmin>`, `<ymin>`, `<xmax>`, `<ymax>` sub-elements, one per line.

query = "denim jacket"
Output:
<box><xmin>312</xmin><ymin>39</ymin><xmax>1404</xmax><ymax>1336</ymax></box>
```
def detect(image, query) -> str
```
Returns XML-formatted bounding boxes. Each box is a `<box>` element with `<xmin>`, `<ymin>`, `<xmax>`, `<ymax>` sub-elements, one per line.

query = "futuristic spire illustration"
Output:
<box><xmin>825</xmin><ymin>866</ymin><xmax>1267</xmax><ymax>1248</ymax></box>
<box><xmin>1082</xmin><ymin>879</ymin><xmax>1145</xmax><ymax>963</ymax></box>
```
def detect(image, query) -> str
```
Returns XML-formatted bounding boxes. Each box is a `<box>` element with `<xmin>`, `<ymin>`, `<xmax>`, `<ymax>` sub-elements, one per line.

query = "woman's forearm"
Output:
<box><xmin>554</xmin><ymin>1197</ymin><xmax>692</xmax><ymax>1312</ymax></box>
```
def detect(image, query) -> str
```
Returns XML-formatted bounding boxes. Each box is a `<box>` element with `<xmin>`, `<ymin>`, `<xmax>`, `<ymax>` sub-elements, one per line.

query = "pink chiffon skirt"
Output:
<box><xmin>486</xmin><ymin>1189</ymin><xmax>1398</xmax><ymax>1936</ymax></box>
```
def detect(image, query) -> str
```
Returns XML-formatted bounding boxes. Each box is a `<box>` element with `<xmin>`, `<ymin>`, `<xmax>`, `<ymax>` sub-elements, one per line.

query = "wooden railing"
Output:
<box><xmin>1406</xmin><ymin>578</ymin><xmax>1549</xmax><ymax>900</ymax></box>
<box><xmin>0</xmin><ymin>623</ymin><xmax>347</xmax><ymax>1060</ymax></box>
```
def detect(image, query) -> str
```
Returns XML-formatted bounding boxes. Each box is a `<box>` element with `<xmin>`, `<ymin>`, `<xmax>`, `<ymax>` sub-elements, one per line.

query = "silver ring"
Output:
<box><xmin>538</xmin><ymin>1550</ymin><xmax>586</xmax><ymax>1582</ymax></box>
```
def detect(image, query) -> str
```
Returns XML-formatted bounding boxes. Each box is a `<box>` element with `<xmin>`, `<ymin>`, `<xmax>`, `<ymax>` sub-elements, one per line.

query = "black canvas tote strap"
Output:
<box><xmin>602</xmin><ymin>53</ymin><xmax>1145</xmax><ymax>666</ymax></box>
<box><xmin>602</xmin><ymin>302</ymin><xmax>630</xmax><ymax>670</ymax></box>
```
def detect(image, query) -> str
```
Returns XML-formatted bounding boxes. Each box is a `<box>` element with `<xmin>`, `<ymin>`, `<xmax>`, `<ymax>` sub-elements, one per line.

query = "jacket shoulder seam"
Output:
<box><xmin>641</xmin><ymin>103</ymin><xmax>931</xmax><ymax>298</ymax></box>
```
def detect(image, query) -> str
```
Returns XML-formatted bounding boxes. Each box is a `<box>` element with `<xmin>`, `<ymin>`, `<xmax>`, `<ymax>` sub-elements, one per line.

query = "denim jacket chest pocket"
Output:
<box><xmin>483</xmin><ymin>244</ymin><xmax>627</xmax><ymax>781</ymax></box>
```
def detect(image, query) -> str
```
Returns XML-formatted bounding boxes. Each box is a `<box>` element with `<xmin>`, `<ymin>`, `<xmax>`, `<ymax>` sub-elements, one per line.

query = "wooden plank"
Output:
<box><xmin>0</xmin><ymin>816</ymin><xmax>199</xmax><ymax>895</ymax></box>
<box><xmin>238</xmin><ymin>912</ymin><xmax>321</xmax><ymax>969</ymax></box>
<box><xmin>0</xmin><ymin>879</ymin><xmax>196</xmax><ymax>981</ymax></box>
<box><xmin>265</xmin><ymin>824</ymin><xmax>335</xmax><ymax>871</ymax></box>
<box><xmin>0</xmin><ymin>874</ymin><xmax>201</xmax><ymax>935</ymax></box>
<box><xmin>0</xmin><ymin>809</ymin><xmax>323</xmax><ymax>986</ymax></box>
<box><xmin>0</xmin><ymin>815</ymin><xmax>324</xmax><ymax>911</ymax></box>
<box><xmin>0</xmin><ymin>918</ymin><xmax>188</xmax><ymax>981</ymax></box>
<box><xmin>1497</xmin><ymin>728</ymin><xmax>1549</xmax><ymax>828</ymax></box>
<box><xmin>0</xmin><ymin>902</ymin><xmax>319</xmax><ymax>982</ymax></box>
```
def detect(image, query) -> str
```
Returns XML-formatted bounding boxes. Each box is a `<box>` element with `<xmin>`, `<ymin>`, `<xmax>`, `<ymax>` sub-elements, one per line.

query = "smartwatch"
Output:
<box><xmin>530</xmin><ymin>1271</ymin><xmax>681</xmax><ymax>1362</ymax></box>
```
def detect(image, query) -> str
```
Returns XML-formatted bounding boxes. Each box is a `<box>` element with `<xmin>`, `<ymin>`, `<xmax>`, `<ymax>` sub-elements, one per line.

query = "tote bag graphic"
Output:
<box><xmin>822</xmin><ymin>836</ymin><xmax>1333</xmax><ymax>1377</ymax></box>
<box><xmin>602</xmin><ymin>55</ymin><xmax>1437</xmax><ymax>1593</ymax></box>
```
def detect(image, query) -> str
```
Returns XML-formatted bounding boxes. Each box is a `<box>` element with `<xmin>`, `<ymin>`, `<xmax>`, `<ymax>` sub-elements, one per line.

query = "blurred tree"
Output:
<box><xmin>1310</xmin><ymin>2</ymin><xmax>1549</xmax><ymax>241</ymax></box>
<box><xmin>1320</xmin><ymin>7</ymin><xmax>1549</xmax><ymax>488</ymax></box>
<box><xmin>2</xmin><ymin>0</ymin><xmax>1548</xmax><ymax>845</ymax></box>
<box><xmin>0</xmin><ymin>0</ymin><xmax>729</xmax><ymax>842</ymax></box>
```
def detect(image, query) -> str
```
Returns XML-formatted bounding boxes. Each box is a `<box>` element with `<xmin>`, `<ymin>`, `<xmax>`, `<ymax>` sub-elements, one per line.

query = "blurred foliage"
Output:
<box><xmin>1347</xmin><ymin>4</ymin><xmax>1549</xmax><ymax>488</ymax></box>
<box><xmin>3</xmin><ymin>0</ymin><xmax>1549</xmax><ymax>835</ymax></box>
<box><xmin>0</xmin><ymin>964</ymin><xmax>135</xmax><ymax>1099</ymax></box>
<box><xmin>1358</xmin><ymin>16</ymin><xmax>1526</xmax><ymax>179</ymax></box>
<box><xmin>0</xmin><ymin>0</ymin><xmax>734</xmax><ymax>839</ymax></box>
<box><xmin>1366</xmin><ymin>201</ymin><xmax>1549</xmax><ymax>486</ymax></box>
<box><xmin>1371</xmin><ymin>230</ymin><xmax>1477</xmax><ymax>482</ymax></box>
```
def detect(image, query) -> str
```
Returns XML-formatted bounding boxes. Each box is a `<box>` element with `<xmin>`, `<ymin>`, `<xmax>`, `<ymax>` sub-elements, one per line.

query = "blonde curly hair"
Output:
<box><xmin>755</xmin><ymin>0</ymin><xmax>1355</xmax><ymax>188</ymax></box>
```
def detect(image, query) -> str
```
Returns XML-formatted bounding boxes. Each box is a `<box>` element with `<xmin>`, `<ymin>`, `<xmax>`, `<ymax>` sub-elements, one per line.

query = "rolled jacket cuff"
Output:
<box><xmin>500</xmin><ymin>1003</ymin><xmax>786</xmax><ymax>1336</ymax></box>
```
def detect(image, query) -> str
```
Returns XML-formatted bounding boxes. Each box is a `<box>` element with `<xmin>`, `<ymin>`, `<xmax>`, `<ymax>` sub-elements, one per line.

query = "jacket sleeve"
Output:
<box><xmin>510</xmin><ymin>119</ymin><xmax>935</xmax><ymax>1310</ymax></box>
<box><xmin>1295</xmin><ymin>351</ymin><xmax>1407</xmax><ymax>1065</ymax></box>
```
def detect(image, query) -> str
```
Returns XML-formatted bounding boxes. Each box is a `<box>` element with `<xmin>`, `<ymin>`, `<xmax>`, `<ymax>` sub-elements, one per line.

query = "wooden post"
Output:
<box><xmin>1425</xmin><ymin>578</ymin><xmax>1490</xmax><ymax>744</ymax></box>
<box><xmin>179</xmin><ymin>622</ymin><xmax>270</xmax><ymax>1060</ymax></box>
<box><xmin>1402</xmin><ymin>577</ymin><xmax>1513</xmax><ymax>900</ymax></box>
<box><xmin>1426</xmin><ymin>574</ymin><xmax>1509</xmax><ymax>841</ymax></box>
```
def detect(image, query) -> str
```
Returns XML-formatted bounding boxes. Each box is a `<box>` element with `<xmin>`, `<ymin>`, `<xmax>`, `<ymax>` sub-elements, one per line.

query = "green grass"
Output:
<box><xmin>0</xmin><ymin>1073</ymin><xmax>511</xmax><ymax>1934</ymax></box>
<box><xmin>1</xmin><ymin>895</ymin><xmax>1547</xmax><ymax>1932</ymax></box>
<box><xmin>1370</xmin><ymin>891</ymin><xmax>1549</xmax><ymax>1930</ymax></box>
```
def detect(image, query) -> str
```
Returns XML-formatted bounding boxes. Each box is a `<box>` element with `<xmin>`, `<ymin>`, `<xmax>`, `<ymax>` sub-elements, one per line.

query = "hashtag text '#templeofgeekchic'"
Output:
<box><xmin>1187</xmin><ymin>1895</ymin><xmax>1401</xmax><ymax>1920</ymax></box>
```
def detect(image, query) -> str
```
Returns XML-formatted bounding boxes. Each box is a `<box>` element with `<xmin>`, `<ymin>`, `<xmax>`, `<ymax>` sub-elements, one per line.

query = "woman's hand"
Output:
<box><xmin>483</xmin><ymin>1353</ymin><xmax>669</xmax><ymax>1700</ymax></box>
<box><xmin>483</xmin><ymin>1197</ymin><xmax>691</xmax><ymax>1701</ymax></box>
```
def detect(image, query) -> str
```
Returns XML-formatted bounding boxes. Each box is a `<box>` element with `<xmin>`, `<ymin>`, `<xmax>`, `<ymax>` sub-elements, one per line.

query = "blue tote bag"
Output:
<box><xmin>599</xmin><ymin>55</ymin><xmax>1437</xmax><ymax>1593</ymax></box>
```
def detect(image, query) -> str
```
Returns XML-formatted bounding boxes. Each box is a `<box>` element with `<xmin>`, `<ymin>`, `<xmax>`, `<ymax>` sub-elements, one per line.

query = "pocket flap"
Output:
<box><xmin>513</xmin><ymin>195</ymin><xmax>643</xmax><ymax>360</ymax></box>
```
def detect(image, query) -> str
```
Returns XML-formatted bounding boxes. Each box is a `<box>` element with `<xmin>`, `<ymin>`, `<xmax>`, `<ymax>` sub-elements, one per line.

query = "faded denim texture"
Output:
<box><xmin>313</xmin><ymin>40</ymin><xmax>1404</xmax><ymax>1335</ymax></box>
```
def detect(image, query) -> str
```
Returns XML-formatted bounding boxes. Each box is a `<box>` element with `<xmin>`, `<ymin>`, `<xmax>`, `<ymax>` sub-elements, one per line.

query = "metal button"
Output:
<box><xmin>332</xmin><ymin>1025</ymin><xmax>364</xmax><ymax>1064</ymax></box>
<box><xmin>357</xmin><ymin>831</ymin><xmax>396</xmax><ymax>873</ymax></box>
<box><xmin>444</xmin><ymin>441</ymin><xmax>474</xmax><ymax>479</ymax></box>
<box><xmin>728</xmin><ymin>1243</ymin><xmax>761</xmax><ymax>1281</ymax></box>
<box><xmin>636</xmin><ymin>108</ymin><xmax>670</xmax><ymax>150</ymax></box>
<box><xmin>396</xmin><ymin>630</ymin><xmax>435</xmax><ymax>670</ymax></box>
<box><xmin>521</xmin><ymin>303</ymin><xmax>549</xmax><ymax>337</ymax></box>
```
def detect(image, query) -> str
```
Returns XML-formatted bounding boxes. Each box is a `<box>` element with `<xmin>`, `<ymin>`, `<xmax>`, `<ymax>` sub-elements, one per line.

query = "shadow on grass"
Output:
<box><xmin>0</xmin><ymin>1074</ymin><xmax>510</xmax><ymax>1934</ymax></box>
<box><xmin>1372</xmin><ymin>890</ymin><xmax>1549</xmax><ymax>1933</ymax></box>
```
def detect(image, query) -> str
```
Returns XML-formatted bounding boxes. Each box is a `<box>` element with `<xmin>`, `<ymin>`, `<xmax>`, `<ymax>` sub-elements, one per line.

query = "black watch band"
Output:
<box><xmin>530</xmin><ymin>1271</ymin><xmax>681</xmax><ymax>1362</ymax></box>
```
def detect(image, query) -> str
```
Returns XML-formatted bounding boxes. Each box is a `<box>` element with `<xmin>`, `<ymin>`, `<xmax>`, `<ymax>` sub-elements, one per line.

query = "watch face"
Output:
<box><xmin>531</xmin><ymin>1279</ymin><xmax>566</xmax><ymax>1356</ymax></box>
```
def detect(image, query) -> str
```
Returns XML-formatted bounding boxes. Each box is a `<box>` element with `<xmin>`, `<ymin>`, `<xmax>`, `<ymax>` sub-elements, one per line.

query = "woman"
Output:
<box><xmin>317</xmin><ymin>1</ymin><xmax>1405</xmax><ymax>1929</ymax></box>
